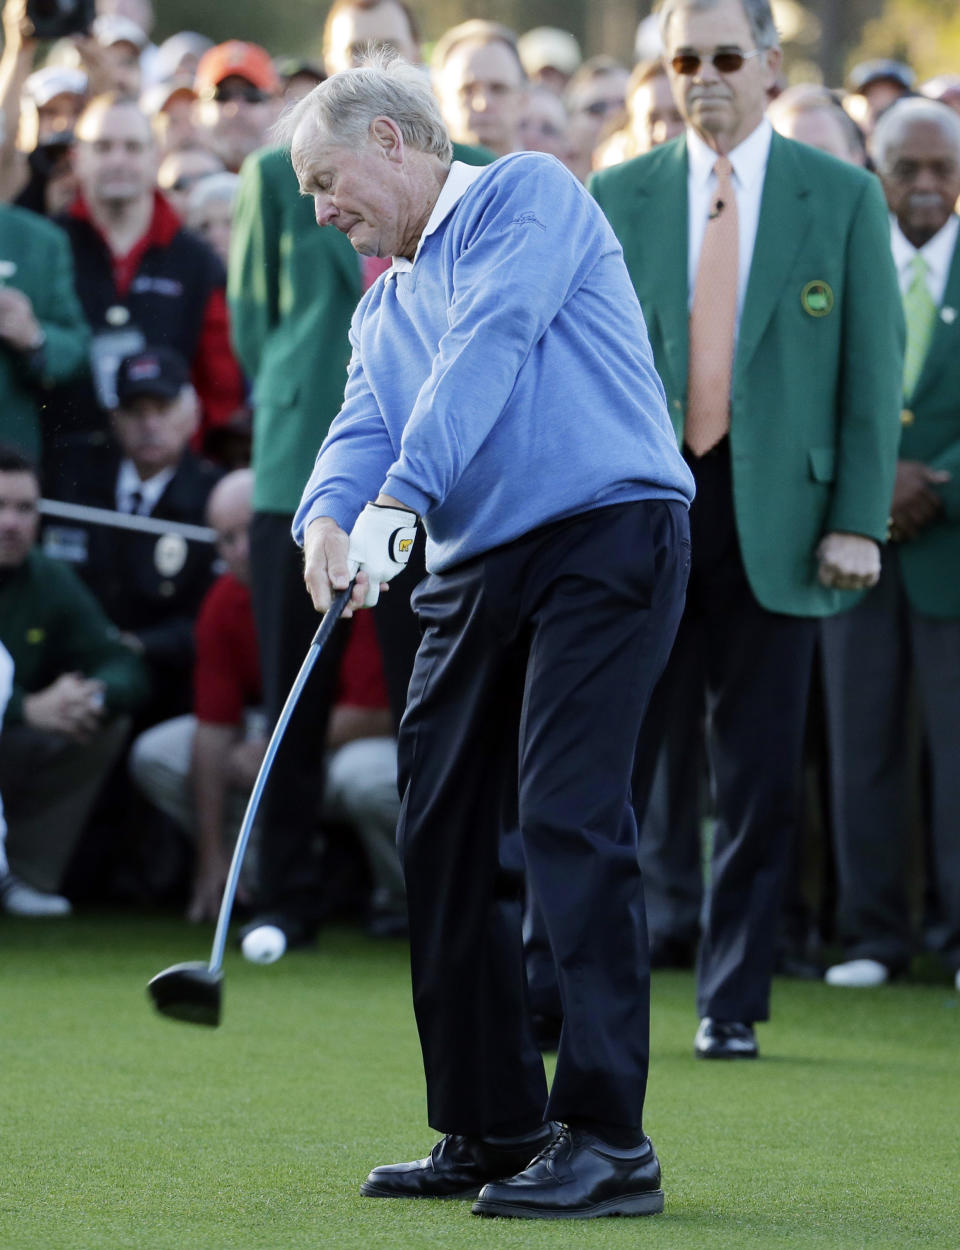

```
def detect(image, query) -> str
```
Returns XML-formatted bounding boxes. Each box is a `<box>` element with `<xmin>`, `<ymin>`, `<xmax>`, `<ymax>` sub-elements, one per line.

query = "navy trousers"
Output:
<box><xmin>396</xmin><ymin>500</ymin><xmax>690</xmax><ymax>1137</ymax></box>
<box><xmin>632</xmin><ymin>442</ymin><xmax>816</xmax><ymax>1023</ymax></box>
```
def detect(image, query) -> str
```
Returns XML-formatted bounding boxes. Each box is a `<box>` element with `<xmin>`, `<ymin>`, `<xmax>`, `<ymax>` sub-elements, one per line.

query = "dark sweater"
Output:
<box><xmin>0</xmin><ymin>548</ymin><xmax>150</xmax><ymax>724</ymax></box>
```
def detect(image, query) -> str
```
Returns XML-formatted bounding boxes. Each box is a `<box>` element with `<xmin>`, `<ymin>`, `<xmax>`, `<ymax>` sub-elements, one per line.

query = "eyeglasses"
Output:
<box><xmin>670</xmin><ymin>48</ymin><xmax>763</xmax><ymax>76</ymax></box>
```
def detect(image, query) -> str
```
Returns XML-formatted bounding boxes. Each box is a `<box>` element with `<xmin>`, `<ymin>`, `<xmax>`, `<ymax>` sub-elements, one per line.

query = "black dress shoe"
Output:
<box><xmin>694</xmin><ymin>1017</ymin><xmax>758</xmax><ymax>1059</ymax></box>
<box><xmin>472</xmin><ymin>1126</ymin><xmax>664</xmax><ymax>1219</ymax></box>
<box><xmin>361</xmin><ymin>1124</ymin><xmax>559</xmax><ymax>1200</ymax></box>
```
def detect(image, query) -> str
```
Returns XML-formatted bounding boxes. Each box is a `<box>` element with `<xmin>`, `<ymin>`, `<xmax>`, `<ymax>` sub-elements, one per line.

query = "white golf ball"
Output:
<box><xmin>241</xmin><ymin>924</ymin><xmax>287</xmax><ymax>964</ymax></box>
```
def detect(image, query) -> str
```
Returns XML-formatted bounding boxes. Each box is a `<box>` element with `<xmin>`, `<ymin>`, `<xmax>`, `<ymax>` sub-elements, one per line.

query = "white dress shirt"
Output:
<box><xmin>889</xmin><ymin>212</ymin><xmax>958</xmax><ymax>305</ymax></box>
<box><xmin>686</xmin><ymin>118</ymin><xmax>773</xmax><ymax>338</ymax></box>
<box><xmin>115</xmin><ymin>459</ymin><xmax>175</xmax><ymax>515</ymax></box>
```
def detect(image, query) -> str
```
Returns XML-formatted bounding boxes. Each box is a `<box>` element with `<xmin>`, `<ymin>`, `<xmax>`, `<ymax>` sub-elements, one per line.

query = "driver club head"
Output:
<box><xmin>148</xmin><ymin>961</ymin><xmax>223</xmax><ymax>1027</ymax></box>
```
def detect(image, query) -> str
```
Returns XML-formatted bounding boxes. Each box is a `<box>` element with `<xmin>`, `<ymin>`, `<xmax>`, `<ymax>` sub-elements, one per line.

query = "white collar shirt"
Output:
<box><xmin>686</xmin><ymin>118</ymin><xmax>773</xmax><ymax>336</ymax></box>
<box><xmin>115</xmin><ymin>459</ymin><xmax>175</xmax><ymax>515</ymax></box>
<box><xmin>890</xmin><ymin>213</ymin><xmax>958</xmax><ymax>308</ymax></box>
<box><xmin>387</xmin><ymin>161</ymin><xmax>489</xmax><ymax>279</ymax></box>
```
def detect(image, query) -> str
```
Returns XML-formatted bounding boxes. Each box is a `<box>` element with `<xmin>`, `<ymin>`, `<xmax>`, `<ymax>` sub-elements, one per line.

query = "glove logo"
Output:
<box><xmin>389</xmin><ymin>528</ymin><xmax>415</xmax><ymax>563</ymax></box>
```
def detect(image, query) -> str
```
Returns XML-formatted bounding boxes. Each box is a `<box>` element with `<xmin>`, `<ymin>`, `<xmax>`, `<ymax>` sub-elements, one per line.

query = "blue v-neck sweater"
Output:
<box><xmin>293</xmin><ymin>152</ymin><xmax>693</xmax><ymax>573</ymax></box>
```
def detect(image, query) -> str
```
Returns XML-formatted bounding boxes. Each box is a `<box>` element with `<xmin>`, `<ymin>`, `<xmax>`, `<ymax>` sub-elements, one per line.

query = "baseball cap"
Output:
<box><xmin>24</xmin><ymin>66</ymin><xmax>88</xmax><ymax>108</ymax></box>
<box><xmin>194</xmin><ymin>41</ymin><xmax>279</xmax><ymax>95</ymax></box>
<box><xmin>155</xmin><ymin>31</ymin><xmax>215</xmax><ymax>83</ymax></box>
<box><xmin>92</xmin><ymin>14</ymin><xmax>149</xmax><ymax>51</ymax></box>
<box><xmin>115</xmin><ymin>347</ymin><xmax>190</xmax><ymax>406</ymax></box>
<box><xmin>517</xmin><ymin>27</ymin><xmax>582</xmax><ymax>79</ymax></box>
<box><xmin>847</xmin><ymin>59</ymin><xmax>915</xmax><ymax>95</ymax></box>
<box><xmin>140</xmin><ymin>77</ymin><xmax>197</xmax><ymax>116</ymax></box>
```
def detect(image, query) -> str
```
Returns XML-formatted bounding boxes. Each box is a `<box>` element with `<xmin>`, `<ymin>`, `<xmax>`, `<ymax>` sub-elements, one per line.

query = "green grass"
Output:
<box><xmin>1</xmin><ymin>913</ymin><xmax>957</xmax><ymax>1250</ymax></box>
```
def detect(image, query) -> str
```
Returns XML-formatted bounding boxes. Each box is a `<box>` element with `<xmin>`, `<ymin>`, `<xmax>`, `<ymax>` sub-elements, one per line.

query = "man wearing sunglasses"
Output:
<box><xmin>591</xmin><ymin>0</ymin><xmax>903</xmax><ymax>1060</ymax></box>
<box><xmin>193</xmin><ymin>41</ymin><xmax>280</xmax><ymax>174</ymax></box>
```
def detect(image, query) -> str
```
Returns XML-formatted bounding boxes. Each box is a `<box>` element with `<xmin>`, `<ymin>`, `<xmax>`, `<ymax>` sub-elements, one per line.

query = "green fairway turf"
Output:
<box><xmin>2</xmin><ymin>913</ymin><xmax>957</xmax><ymax>1250</ymax></box>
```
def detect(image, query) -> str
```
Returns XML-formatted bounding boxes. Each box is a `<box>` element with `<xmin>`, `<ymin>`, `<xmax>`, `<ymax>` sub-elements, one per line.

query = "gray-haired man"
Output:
<box><xmin>279</xmin><ymin>56</ymin><xmax>694</xmax><ymax>1219</ymax></box>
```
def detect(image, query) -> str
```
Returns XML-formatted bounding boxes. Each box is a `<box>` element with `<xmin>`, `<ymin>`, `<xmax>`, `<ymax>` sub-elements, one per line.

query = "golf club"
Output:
<box><xmin>147</xmin><ymin>580</ymin><xmax>356</xmax><ymax>1027</ymax></box>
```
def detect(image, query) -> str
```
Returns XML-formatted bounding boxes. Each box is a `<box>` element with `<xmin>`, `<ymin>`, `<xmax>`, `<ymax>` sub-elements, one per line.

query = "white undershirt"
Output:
<box><xmin>115</xmin><ymin>459</ymin><xmax>175</xmax><ymax>515</ymax></box>
<box><xmin>889</xmin><ymin>212</ymin><xmax>958</xmax><ymax>305</ymax></box>
<box><xmin>686</xmin><ymin>118</ymin><xmax>773</xmax><ymax>338</ymax></box>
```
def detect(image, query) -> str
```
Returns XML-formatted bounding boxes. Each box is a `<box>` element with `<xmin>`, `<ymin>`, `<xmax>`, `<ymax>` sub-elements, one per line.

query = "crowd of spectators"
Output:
<box><xmin>0</xmin><ymin>0</ymin><xmax>957</xmax><ymax>1001</ymax></box>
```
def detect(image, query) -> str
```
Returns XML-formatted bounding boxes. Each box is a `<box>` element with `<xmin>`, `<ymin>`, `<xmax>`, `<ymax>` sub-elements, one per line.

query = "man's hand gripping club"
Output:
<box><xmin>303</xmin><ymin>500</ymin><xmax>418</xmax><ymax>616</ymax></box>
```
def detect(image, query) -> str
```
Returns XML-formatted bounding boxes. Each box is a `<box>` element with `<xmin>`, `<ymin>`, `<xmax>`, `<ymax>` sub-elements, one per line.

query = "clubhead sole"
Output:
<box><xmin>148</xmin><ymin>962</ymin><xmax>222</xmax><ymax>1027</ymax></box>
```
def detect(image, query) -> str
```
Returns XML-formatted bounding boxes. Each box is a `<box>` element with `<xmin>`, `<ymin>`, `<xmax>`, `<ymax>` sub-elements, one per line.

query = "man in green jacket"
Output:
<box><xmin>227</xmin><ymin>0</ymin><xmax>494</xmax><ymax>952</ymax></box>
<box><xmin>821</xmin><ymin>99</ymin><xmax>960</xmax><ymax>994</ymax></box>
<box><xmin>590</xmin><ymin>0</ymin><xmax>903</xmax><ymax>1058</ymax></box>
<box><xmin>0</xmin><ymin>444</ymin><xmax>148</xmax><ymax>894</ymax></box>
<box><xmin>0</xmin><ymin>202</ymin><xmax>89</xmax><ymax>462</ymax></box>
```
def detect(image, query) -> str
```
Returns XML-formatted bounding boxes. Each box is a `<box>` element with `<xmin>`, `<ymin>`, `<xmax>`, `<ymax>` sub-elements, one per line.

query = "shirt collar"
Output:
<box><xmin>890</xmin><ymin>212</ymin><xmax>959</xmax><ymax>287</ymax></box>
<box><xmin>116</xmin><ymin>458</ymin><xmax>176</xmax><ymax>513</ymax></box>
<box><xmin>388</xmin><ymin>161</ymin><xmax>489</xmax><ymax>277</ymax></box>
<box><xmin>686</xmin><ymin>118</ymin><xmax>773</xmax><ymax>193</ymax></box>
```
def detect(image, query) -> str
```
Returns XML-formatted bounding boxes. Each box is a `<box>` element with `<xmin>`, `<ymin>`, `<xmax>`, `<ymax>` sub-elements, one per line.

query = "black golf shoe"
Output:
<box><xmin>472</xmin><ymin>1126</ymin><xmax>664</xmax><ymax>1219</ymax></box>
<box><xmin>694</xmin><ymin>1017</ymin><xmax>758</xmax><ymax>1059</ymax></box>
<box><xmin>360</xmin><ymin>1124</ymin><xmax>559</xmax><ymax>1200</ymax></box>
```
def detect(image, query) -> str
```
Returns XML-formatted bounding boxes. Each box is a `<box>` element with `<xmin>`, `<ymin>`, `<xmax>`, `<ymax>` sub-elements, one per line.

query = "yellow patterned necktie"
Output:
<box><xmin>902</xmin><ymin>253</ymin><xmax>937</xmax><ymax>400</ymax></box>
<box><xmin>686</xmin><ymin>156</ymin><xmax>739</xmax><ymax>457</ymax></box>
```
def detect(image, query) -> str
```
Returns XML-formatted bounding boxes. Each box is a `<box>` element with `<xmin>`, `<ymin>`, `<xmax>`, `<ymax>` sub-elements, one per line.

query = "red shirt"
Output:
<box><xmin>194</xmin><ymin>574</ymin><xmax>261</xmax><ymax>725</ymax></box>
<box><xmin>337</xmin><ymin>609</ymin><xmax>389</xmax><ymax>708</ymax></box>
<box><xmin>193</xmin><ymin>575</ymin><xmax>388</xmax><ymax>725</ymax></box>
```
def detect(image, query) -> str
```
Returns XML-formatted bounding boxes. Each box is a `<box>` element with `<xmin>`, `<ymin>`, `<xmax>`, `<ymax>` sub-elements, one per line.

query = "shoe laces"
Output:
<box><xmin>530</xmin><ymin>1124</ymin><xmax>571</xmax><ymax>1164</ymax></box>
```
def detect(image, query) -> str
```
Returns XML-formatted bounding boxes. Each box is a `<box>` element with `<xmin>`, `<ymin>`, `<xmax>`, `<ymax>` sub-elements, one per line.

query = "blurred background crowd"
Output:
<box><xmin>0</xmin><ymin>0</ymin><xmax>958</xmax><ymax>997</ymax></box>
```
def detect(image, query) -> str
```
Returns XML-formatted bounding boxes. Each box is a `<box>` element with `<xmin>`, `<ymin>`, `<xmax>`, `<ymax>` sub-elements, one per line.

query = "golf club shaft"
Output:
<box><xmin>207</xmin><ymin>581</ymin><xmax>356</xmax><ymax>973</ymax></box>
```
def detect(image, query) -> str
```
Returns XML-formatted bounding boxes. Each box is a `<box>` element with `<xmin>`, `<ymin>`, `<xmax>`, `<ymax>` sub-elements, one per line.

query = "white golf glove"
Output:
<box><xmin>347</xmin><ymin>502</ymin><xmax>419</xmax><ymax>607</ymax></box>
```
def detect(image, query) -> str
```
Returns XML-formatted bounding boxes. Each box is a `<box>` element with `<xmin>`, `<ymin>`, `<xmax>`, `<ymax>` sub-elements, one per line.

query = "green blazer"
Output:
<box><xmin>590</xmin><ymin>133</ymin><xmax>904</xmax><ymax>617</ymax></box>
<box><xmin>896</xmin><ymin>217</ymin><xmax>960</xmax><ymax>618</ymax></box>
<box><xmin>0</xmin><ymin>205</ymin><xmax>89</xmax><ymax>463</ymax></box>
<box><xmin>228</xmin><ymin>142</ymin><xmax>495</xmax><ymax>516</ymax></box>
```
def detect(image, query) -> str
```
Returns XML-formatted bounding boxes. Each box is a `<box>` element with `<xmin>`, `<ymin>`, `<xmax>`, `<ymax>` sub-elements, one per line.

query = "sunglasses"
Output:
<box><xmin>200</xmin><ymin>84</ymin><xmax>270</xmax><ymax>105</ymax></box>
<box><xmin>671</xmin><ymin>48</ymin><xmax>763</xmax><ymax>76</ymax></box>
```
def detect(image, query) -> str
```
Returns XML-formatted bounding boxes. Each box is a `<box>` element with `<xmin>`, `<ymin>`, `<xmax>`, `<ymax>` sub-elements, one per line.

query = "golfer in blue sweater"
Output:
<box><xmin>280</xmin><ymin>54</ymin><xmax>694</xmax><ymax>1220</ymax></box>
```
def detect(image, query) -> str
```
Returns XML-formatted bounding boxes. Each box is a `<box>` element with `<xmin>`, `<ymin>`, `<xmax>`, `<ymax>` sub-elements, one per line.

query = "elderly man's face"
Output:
<box><xmin>664</xmin><ymin>0</ymin><xmax>780</xmax><ymax>153</ymax></box>
<box><xmin>296</xmin><ymin>130</ymin><xmax>406</xmax><ymax>258</ymax></box>
<box><xmin>880</xmin><ymin>118</ymin><xmax>960</xmax><ymax>247</ymax></box>
<box><xmin>0</xmin><ymin>471</ymin><xmax>39</xmax><ymax>570</ymax></box>
<box><xmin>435</xmin><ymin>39</ymin><xmax>526</xmax><ymax>156</ymax></box>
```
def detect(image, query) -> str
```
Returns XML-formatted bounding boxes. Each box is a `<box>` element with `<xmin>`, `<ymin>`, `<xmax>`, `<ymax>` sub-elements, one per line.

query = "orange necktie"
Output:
<box><xmin>686</xmin><ymin>156</ymin><xmax>739</xmax><ymax>457</ymax></box>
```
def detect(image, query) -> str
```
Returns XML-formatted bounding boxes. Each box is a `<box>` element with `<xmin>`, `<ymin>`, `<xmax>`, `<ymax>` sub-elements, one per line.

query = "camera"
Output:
<box><xmin>26</xmin><ymin>0</ymin><xmax>95</xmax><ymax>41</ymax></box>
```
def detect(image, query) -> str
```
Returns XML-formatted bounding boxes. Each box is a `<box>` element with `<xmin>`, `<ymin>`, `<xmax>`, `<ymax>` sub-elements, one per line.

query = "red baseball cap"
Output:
<box><xmin>194</xmin><ymin>41</ymin><xmax>279</xmax><ymax>95</ymax></box>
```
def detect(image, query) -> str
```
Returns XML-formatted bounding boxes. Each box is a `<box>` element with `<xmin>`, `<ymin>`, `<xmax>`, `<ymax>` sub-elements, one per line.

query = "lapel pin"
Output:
<box><xmin>801</xmin><ymin>280</ymin><xmax>834</xmax><ymax>317</ymax></box>
<box><xmin>941</xmin><ymin>306</ymin><xmax>956</xmax><ymax>324</ymax></box>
